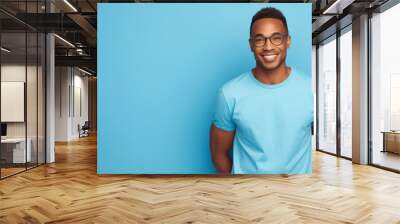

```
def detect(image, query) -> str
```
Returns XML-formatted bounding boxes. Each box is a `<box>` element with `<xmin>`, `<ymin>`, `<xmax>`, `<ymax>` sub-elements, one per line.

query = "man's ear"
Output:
<box><xmin>286</xmin><ymin>35</ymin><xmax>291</xmax><ymax>48</ymax></box>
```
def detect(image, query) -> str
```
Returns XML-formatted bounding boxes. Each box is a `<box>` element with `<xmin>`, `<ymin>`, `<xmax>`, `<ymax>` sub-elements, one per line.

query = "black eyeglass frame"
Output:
<box><xmin>249</xmin><ymin>33</ymin><xmax>288</xmax><ymax>47</ymax></box>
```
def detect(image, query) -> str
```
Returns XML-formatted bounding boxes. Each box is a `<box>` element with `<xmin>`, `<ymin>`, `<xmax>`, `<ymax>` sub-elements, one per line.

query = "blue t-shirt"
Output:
<box><xmin>213</xmin><ymin>69</ymin><xmax>313</xmax><ymax>174</ymax></box>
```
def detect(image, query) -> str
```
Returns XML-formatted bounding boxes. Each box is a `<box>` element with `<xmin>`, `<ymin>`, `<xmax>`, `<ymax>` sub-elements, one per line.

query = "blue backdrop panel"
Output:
<box><xmin>98</xmin><ymin>3</ymin><xmax>311</xmax><ymax>174</ymax></box>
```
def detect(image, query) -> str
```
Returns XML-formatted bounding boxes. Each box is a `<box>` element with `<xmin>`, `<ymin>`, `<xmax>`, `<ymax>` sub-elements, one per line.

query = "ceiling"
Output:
<box><xmin>0</xmin><ymin>0</ymin><xmax>394</xmax><ymax>75</ymax></box>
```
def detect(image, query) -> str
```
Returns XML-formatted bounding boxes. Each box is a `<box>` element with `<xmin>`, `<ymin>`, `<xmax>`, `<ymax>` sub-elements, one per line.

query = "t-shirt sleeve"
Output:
<box><xmin>213</xmin><ymin>89</ymin><xmax>236</xmax><ymax>131</ymax></box>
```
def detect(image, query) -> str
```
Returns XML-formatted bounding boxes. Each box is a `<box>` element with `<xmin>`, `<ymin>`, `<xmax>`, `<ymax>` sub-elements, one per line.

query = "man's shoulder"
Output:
<box><xmin>219</xmin><ymin>72</ymin><xmax>250</xmax><ymax>96</ymax></box>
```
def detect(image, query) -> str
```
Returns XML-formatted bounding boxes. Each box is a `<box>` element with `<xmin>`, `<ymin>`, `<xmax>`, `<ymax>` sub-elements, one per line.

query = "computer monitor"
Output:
<box><xmin>1</xmin><ymin>123</ymin><xmax>7</xmax><ymax>137</ymax></box>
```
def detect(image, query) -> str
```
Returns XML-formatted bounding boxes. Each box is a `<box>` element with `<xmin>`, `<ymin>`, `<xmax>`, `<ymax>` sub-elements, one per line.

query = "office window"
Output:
<box><xmin>390</xmin><ymin>74</ymin><xmax>400</xmax><ymax>130</ymax></box>
<box><xmin>317</xmin><ymin>36</ymin><xmax>337</xmax><ymax>154</ymax></box>
<box><xmin>340</xmin><ymin>28</ymin><xmax>352</xmax><ymax>158</ymax></box>
<box><xmin>371</xmin><ymin>3</ymin><xmax>400</xmax><ymax>171</ymax></box>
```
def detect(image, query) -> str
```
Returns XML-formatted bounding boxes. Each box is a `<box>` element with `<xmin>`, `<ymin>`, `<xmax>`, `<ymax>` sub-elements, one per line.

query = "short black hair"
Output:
<box><xmin>250</xmin><ymin>7</ymin><xmax>289</xmax><ymax>36</ymax></box>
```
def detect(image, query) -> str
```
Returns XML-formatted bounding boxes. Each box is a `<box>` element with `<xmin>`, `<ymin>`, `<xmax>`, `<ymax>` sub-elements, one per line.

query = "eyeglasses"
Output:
<box><xmin>250</xmin><ymin>33</ymin><xmax>288</xmax><ymax>47</ymax></box>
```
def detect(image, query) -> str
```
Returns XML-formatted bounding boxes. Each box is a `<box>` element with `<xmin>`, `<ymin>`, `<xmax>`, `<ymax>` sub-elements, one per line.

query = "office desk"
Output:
<box><xmin>1</xmin><ymin>138</ymin><xmax>32</xmax><ymax>163</ymax></box>
<box><xmin>381</xmin><ymin>131</ymin><xmax>400</xmax><ymax>154</ymax></box>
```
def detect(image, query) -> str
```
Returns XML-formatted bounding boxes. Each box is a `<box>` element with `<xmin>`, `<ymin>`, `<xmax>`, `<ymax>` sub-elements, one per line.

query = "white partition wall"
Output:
<box><xmin>54</xmin><ymin>67</ymin><xmax>89</xmax><ymax>142</ymax></box>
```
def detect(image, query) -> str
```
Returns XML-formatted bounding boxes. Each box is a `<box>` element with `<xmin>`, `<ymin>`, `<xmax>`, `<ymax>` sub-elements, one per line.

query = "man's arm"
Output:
<box><xmin>210</xmin><ymin>124</ymin><xmax>235</xmax><ymax>174</ymax></box>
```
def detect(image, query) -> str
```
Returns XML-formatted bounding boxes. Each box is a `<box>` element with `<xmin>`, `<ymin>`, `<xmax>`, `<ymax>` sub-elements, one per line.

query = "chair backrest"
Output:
<box><xmin>82</xmin><ymin>121</ymin><xmax>90</xmax><ymax>129</ymax></box>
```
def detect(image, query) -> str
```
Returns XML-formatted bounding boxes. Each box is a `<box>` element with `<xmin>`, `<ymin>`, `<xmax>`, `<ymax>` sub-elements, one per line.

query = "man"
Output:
<box><xmin>210</xmin><ymin>7</ymin><xmax>313</xmax><ymax>174</ymax></box>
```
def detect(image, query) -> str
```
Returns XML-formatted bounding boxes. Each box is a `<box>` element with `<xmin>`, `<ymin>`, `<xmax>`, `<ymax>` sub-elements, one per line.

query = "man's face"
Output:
<box><xmin>249</xmin><ymin>18</ymin><xmax>291</xmax><ymax>71</ymax></box>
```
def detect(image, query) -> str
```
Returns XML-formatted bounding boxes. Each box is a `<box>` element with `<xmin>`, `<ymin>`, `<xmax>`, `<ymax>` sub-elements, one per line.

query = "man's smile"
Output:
<box><xmin>260</xmin><ymin>52</ymin><xmax>279</xmax><ymax>63</ymax></box>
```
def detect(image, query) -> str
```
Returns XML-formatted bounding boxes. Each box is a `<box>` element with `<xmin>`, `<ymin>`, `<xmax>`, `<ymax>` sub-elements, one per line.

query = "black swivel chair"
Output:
<box><xmin>79</xmin><ymin>121</ymin><xmax>90</xmax><ymax>138</ymax></box>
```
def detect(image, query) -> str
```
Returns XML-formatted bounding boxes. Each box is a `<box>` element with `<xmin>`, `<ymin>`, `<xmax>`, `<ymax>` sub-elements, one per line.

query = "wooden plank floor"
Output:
<box><xmin>1</xmin><ymin>134</ymin><xmax>400</xmax><ymax>224</ymax></box>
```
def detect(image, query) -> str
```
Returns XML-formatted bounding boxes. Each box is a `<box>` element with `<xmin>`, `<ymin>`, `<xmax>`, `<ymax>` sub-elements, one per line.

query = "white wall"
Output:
<box><xmin>72</xmin><ymin>73</ymin><xmax>89</xmax><ymax>138</ymax></box>
<box><xmin>55</xmin><ymin>66</ymin><xmax>70</xmax><ymax>141</ymax></box>
<box><xmin>55</xmin><ymin>67</ymin><xmax>89</xmax><ymax>141</ymax></box>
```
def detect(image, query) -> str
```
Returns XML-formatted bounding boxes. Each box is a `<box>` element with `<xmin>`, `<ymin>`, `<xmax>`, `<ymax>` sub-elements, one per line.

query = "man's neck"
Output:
<box><xmin>252</xmin><ymin>64</ymin><xmax>291</xmax><ymax>85</ymax></box>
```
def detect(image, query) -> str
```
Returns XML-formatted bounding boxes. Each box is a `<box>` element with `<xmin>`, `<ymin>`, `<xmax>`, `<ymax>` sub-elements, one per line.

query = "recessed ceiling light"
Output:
<box><xmin>322</xmin><ymin>0</ymin><xmax>354</xmax><ymax>15</ymax></box>
<box><xmin>54</xmin><ymin>34</ymin><xmax>75</xmax><ymax>48</ymax></box>
<box><xmin>63</xmin><ymin>0</ymin><xmax>78</xmax><ymax>12</ymax></box>
<box><xmin>78</xmin><ymin>67</ymin><xmax>93</xmax><ymax>76</ymax></box>
<box><xmin>1</xmin><ymin>47</ymin><xmax>11</xmax><ymax>53</ymax></box>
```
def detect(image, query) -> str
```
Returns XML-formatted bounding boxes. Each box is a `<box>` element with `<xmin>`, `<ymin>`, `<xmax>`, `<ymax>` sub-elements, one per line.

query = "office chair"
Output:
<box><xmin>79</xmin><ymin>121</ymin><xmax>90</xmax><ymax>138</ymax></box>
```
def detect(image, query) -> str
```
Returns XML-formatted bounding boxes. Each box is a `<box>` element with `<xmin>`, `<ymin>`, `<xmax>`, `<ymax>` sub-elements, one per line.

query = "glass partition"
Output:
<box><xmin>1</xmin><ymin>31</ymin><xmax>28</xmax><ymax>177</ymax></box>
<box><xmin>371</xmin><ymin>3</ymin><xmax>400</xmax><ymax>171</ymax></box>
<box><xmin>339</xmin><ymin>28</ymin><xmax>352</xmax><ymax>158</ymax></box>
<box><xmin>317</xmin><ymin>35</ymin><xmax>337</xmax><ymax>155</ymax></box>
<box><xmin>0</xmin><ymin>1</ymin><xmax>46</xmax><ymax>179</ymax></box>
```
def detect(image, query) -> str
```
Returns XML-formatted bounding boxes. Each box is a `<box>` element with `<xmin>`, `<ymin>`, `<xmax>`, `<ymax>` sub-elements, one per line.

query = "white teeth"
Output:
<box><xmin>263</xmin><ymin>55</ymin><xmax>277</xmax><ymax>62</ymax></box>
